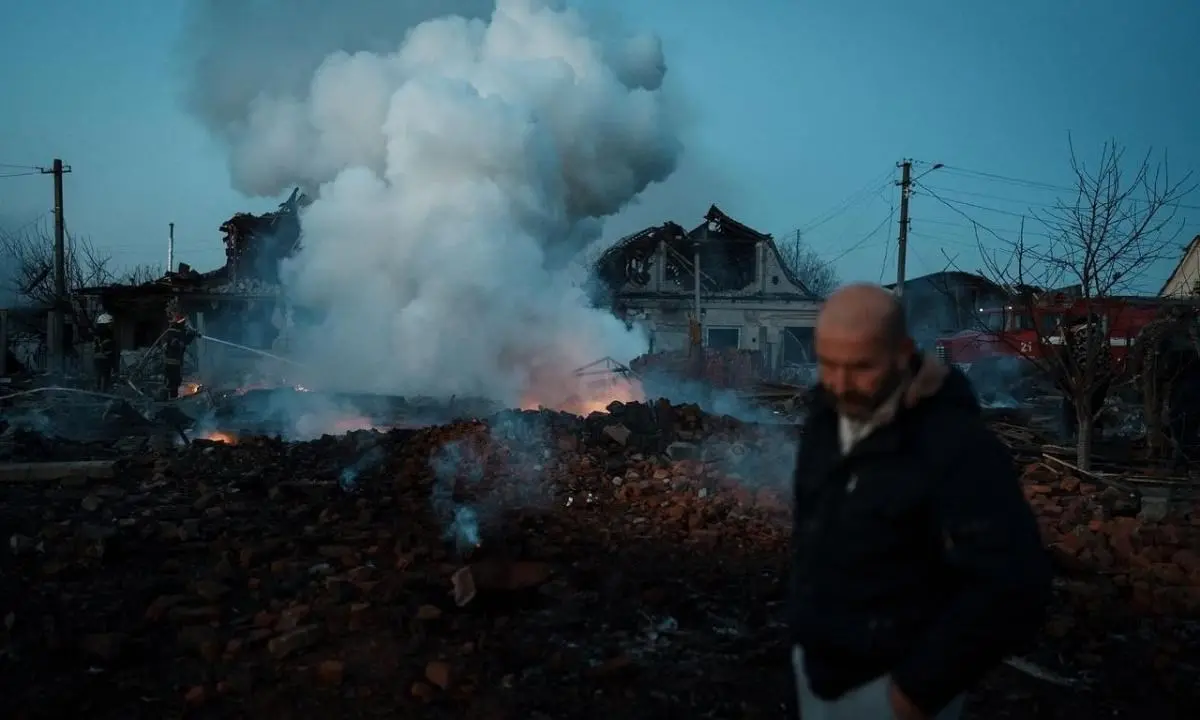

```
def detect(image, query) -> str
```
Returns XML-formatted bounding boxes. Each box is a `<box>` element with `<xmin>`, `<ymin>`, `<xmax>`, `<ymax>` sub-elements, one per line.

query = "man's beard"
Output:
<box><xmin>836</xmin><ymin>364</ymin><xmax>906</xmax><ymax>421</ymax></box>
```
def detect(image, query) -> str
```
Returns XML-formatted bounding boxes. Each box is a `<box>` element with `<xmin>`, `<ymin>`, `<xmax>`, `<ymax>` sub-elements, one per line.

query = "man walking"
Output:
<box><xmin>790</xmin><ymin>283</ymin><xmax>1051</xmax><ymax>719</ymax></box>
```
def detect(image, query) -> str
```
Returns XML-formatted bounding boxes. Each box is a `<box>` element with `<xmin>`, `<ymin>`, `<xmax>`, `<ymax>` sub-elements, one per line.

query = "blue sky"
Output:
<box><xmin>1</xmin><ymin>0</ymin><xmax>1197</xmax><ymax>293</ymax></box>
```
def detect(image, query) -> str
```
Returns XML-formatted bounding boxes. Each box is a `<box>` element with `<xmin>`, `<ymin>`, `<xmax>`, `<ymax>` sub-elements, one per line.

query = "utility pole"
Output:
<box><xmin>694</xmin><ymin>221</ymin><xmax>705</xmax><ymax>329</ymax></box>
<box><xmin>40</xmin><ymin>158</ymin><xmax>72</xmax><ymax>374</ymax></box>
<box><xmin>894</xmin><ymin>159</ymin><xmax>912</xmax><ymax>298</ymax></box>
<box><xmin>168</xmin><ymin>222</ymin><xmax>175</xmax><ymax>273</ymax></box>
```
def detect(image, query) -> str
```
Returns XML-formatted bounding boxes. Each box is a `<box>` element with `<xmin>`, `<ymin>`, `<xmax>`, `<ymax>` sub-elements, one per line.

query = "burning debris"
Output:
<box><xmin>1</xmin><ymin>399</ymin><xmax>1198</xmax><ymax>717</ymax></box>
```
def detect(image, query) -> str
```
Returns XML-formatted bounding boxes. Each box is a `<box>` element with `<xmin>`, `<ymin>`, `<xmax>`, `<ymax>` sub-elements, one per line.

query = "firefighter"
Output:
<box><xmin>93</xmin><ymin>313</ymin><xmax>116</xmax><ymax>393</ymax></box>
<box><xmin>162</xmin><ymin>314</ymin><xmax>198</xmax><ymax>399</ymax></box>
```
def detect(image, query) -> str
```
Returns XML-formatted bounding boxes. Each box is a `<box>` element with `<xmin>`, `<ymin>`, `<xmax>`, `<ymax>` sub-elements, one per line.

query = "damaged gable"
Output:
<box><xmin>689</xmin><ymin>205</ymin><xmax>816</xmax><ymax>299</ymax></box>
<box><xmin>220</xmin><ymin>188</ymin><xmax>308</xmax><ymax>284</ymax></box>
<box><xmin>594</xmin><ymin>205</ymin><xmax>817</xmax><ymax>301</ymax></box>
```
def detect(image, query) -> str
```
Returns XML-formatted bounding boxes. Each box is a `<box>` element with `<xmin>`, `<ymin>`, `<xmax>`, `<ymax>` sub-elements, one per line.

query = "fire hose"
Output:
<box><xmin>197</xmin><ymin>334</ymin><xmax>307</xmax><ymax>368</ymax></box>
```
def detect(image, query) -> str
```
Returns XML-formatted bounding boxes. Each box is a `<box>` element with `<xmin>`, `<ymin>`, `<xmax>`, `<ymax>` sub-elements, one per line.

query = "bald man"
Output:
<box><xmin>788</xmin><ymin>284</ymin><xmax>1050</xmax><ymax>720</ymax></box>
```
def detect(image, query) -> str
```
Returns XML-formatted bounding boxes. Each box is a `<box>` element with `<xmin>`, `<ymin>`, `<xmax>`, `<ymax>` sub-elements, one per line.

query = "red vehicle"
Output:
<box><xmin>933</xmin><ymin>294</ymin><xmax>1171</xmax><ymax>378</ymax></box>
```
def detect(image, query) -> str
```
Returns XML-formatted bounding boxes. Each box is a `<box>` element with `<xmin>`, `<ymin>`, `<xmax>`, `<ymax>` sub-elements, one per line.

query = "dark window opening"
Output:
<box><xmin>1011</xmin><ymin>312</ymin><xmax>1033</xmax><ymax>331</ymax></box>
<box><xmin>981</xmin><ymin>311</ymin><xmax>1004</xmax><ymax>332</ymax></box>
<box><xmin>782</xmin><ymin>326</ymin><xmax>815</xmax><ymax>364</ymax></box>
<box><xmin>666</xmin><ymin>242</ymin><xmax>757</xmax><ymax>293</ymax></box>
<box><xmin>706</xmin><ymin>327</ymin><xmax>740</xmax><ymax>349</ymax></box>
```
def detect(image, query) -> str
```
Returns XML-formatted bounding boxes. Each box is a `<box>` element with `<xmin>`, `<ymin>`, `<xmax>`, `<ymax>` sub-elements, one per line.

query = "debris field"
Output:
<box><xmin>1</xmin><ymin>401</ymin><xmax>1198</xmax><ymax>719</ymax></box>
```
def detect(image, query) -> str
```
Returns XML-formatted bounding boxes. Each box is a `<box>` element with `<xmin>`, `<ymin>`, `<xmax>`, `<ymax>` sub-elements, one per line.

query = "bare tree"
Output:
<box><xmin>776</xmin><ymin>229</ymin><xmax>839</xmax><ymax>298</ymax></box>
<box><xmin>120</xmin><ymin>263</ymin><xmax>162</xmax><ymax>286</ymax></box>
<box><xmin>1</xmin><ymin>222</ymin><xmax>113</xmax><ymax>307</ymax></box>
<box><xmin>1</xmin><ymin>221</ymin><xmax>164</xmax><ymax>363</ymax></box>
<box><xmin>934</xmin><ymin>139</ymin><xmax>1194</xmax><ymax>470</ymax></box>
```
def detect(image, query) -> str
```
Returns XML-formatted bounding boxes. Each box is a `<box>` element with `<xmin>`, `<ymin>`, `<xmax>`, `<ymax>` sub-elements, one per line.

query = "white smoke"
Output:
<box><xmin>182</xmin><ymin>0</ymin><xmax>683</xmax><ymax>404</ymax></box>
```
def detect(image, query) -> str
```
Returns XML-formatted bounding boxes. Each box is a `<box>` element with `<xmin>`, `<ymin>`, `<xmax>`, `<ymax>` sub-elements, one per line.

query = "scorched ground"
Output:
<box><xmin>1</xmin><ymin>402</ymin><xmax>1198</xmax><ymax>719</ymax></box>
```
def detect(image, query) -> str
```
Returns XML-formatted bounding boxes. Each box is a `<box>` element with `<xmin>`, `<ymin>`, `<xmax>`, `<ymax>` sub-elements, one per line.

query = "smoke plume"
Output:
<box><xmin>179</xmin><ymin>0</ymin><xmax>681</xmax><ymax>405</ymax></box>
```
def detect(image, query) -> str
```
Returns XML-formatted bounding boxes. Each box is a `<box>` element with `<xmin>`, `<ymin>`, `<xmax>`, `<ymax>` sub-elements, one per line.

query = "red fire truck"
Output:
<box><xmin>932</xmin><ymin>294</ymin><xmax>1173</xmax><ymax>377</ymax></box>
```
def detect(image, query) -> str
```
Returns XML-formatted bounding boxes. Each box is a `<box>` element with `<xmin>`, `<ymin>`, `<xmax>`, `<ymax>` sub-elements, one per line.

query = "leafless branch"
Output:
<box><xmin>928</xmin><ymin>139</ymin><xmax>1196</xmax><ymax>469</ymax></box>
<box><xmin>119</xmin><ymin>263</ymin><xmax>162</xmax><ymax>286</ymax></box>
<box><xmin>0</xmin><ymin>220</ymin><xmax>148</xmax><ymax>328</ymax></box>
<box><xmin>775</xmin><ymin>229</ymin><xmax>839</xmax><ymax>297</ymax></box>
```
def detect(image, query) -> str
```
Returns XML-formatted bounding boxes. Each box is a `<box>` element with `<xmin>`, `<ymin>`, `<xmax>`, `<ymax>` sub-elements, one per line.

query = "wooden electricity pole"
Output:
<box><xmin>894</xmin><ymin>159</ymin><xmax>912</xmax><ymax>298</ymax></box>
<box><xmin>40</xmin><ymin>158</ymin><xmax>72</xmax><ymax>373</ymax></box>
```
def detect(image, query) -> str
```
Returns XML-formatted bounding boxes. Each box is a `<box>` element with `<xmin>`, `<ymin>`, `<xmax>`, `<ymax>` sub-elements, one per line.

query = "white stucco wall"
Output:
<box><xmin>1161</xmin><ymin>236</ymin><xmax>1200</xmax><ymax>297</ymax></box>
<box><xmin>624</xmin><ymin>299</ymin><xmax>820</xmax><ymax>369</ymax></box>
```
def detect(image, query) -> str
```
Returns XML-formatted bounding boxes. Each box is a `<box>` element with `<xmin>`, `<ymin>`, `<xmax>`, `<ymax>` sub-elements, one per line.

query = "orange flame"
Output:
<box><xmin>520</xmin><ymin>372</ymin><xmax>643</xmax><ymax>416</ymax></box>
<box><xmin>201</xmin><ymin>430</ymin><xmax>238</xmax><ymax>444</ymax></box>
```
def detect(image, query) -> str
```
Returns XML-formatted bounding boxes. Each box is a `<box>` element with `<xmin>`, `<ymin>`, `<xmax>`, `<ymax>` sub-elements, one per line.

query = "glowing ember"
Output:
<box><xmin>330</xmin><ymin>416</ymin><xmax>377</xmax><ymax>433</ymax></box>
<box><xmin>292</xmin><ymin>413</ymin><xmax>384</xmax><ymax>438</ymax></box>
<box><xmin>202</xmin><ymin>431</ymin><xmax>238</xmax><ymax>444</ymax></box>
<box><xmin>520</xmin><ymin>373</ymin><xmax>644</xmax><ymax>416</ymax></box>
<box><xmin>180</xmin><ymin>381</ymin><xmax>203</xmax><ymax>396</ymax></box>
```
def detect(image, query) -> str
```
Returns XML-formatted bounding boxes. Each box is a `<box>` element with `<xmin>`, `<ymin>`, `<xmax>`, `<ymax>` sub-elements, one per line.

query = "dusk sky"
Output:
<box><xmin>2</xmin><ymin>0</ymin><xmax>1197</xmax><ymax>293</ymax></box>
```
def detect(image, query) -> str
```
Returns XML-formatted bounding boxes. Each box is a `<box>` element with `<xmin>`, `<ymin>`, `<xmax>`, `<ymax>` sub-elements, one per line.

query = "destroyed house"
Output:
<box><xmin>220</xmin><ymin>187</ymin><xmax>307</xmax><ymax>284</ymax></box>
<box><xmin>593</xmin><ymin>205</ymin><xmax>822</xmax><ymax>370</ymax></box>
<box><xmin>75</xmin><ymin>190</ymin><xmax>308</xmax><ymax>374</ymax></box>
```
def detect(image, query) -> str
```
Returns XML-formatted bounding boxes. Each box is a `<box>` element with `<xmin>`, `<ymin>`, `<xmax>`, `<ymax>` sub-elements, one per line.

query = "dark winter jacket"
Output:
<box><xmin>163</xmin><ymin>323</ymin><xmax>197</xmax><ymax>366</ymax></box>
<box><xmin>790</xmin><ymin>353</ymin><xmax>1051</xmax><ymax>716</ymax></box>
<box><xmin>92</xmin><ymin>329</ymin><xmax>115</xmax><ymax>363</ymax></box>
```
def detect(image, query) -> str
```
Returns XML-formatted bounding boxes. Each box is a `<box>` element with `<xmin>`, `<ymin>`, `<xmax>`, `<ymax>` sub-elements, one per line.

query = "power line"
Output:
<box><xmin>907</xmin><ymin>230</ymin><xmax>991</xmax><ymax>251</ymax></box>
<box><xmin>914</xmin><ymin>190</ymin><xmax>1032</xmax><ymax>220</ymax></box>
<box><xmin>0</xmin><ymin>162</ymin><xmax>41</xmax><ymax>171</ymax></box>
<box><xmin>924</xmin><ymin>162</ymin><xmax>1200</xmax><ymax>212</ymax></box>
<box><xmin>878</xmin><ymin>230</ymin><xmax>891</xmax><ymax>283</ymax></box>
<box><xmin>786</xmin><ymin>168</ymin><xmax>895</xmax><ymax>238</ymax></box>
<box><xmin>915</xmin><ymin>216</ymin><xmax>1056</xmax><ymax>241</ymax></box>
<box><xmin>936</xmin><ymin>164</ymin><xmax>1074</xmax><ymax>193</ymax></box>
<box><xmin>0</xmin><ymin>171</ymin><xmax>40</xmax><ymax>179</ymax></box>
<box><xmin>827</xmin><ymin>210</ymin><xmax>897</xmax><ymax>264</ymax></box>
<box><xmin>1</xmin><ymin>210</ymin><xmax>53</xmax><ymax>237</ymax></box>
<box><xmin>918</xmin><ymin>185</ymin><xmax>1062</xmax><ymax>210</ymax></box>
<box><xmin>913</xmin><ymin>182</ymin><xmax>1017</xmax><ymax>247</ymax></box>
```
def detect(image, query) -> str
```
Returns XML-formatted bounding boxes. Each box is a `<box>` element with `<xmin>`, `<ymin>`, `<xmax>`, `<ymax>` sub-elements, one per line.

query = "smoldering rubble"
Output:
<box><xmin>2</xmin><ymin>399</ymin><xmax>1199</xmax><ymax>719</ymax></box>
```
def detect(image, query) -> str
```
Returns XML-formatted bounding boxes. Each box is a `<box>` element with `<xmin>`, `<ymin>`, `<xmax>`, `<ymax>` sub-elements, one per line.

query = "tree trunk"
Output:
<box><xmin>1075</xmin><ymin>397</ymin><xmax>1093</xmax><ymax>471</ymax></box>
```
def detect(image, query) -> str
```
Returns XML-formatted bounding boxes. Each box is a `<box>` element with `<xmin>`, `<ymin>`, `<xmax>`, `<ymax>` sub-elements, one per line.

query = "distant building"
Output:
<box><xmin>592</xmin><ymin>205</ymin><xmax>823</xmax><ymax>372</ymax></box>
<box><xmin>1159</xmin><ymin>234</ymin><xmax>1200</xmax><ymax>297</ymax></box>
<box><xmin>884</xmin><ymin>271</ymin><xmax>1010</xmax><ymax>346</ymax></box>
<box><xmin>75</xmin><ymin>189</ymin><xmax>307</xmax><ymax>381</ymax></box>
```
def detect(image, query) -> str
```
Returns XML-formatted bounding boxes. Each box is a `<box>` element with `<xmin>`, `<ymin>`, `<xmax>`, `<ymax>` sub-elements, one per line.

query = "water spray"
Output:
<box><xmin>198</xmin><ymin>335</ymin><xmax>308</xmax><ymax>368</ymax></box>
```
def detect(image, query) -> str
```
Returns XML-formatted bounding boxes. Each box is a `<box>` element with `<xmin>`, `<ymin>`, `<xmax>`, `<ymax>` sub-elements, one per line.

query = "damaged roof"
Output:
<box><xmin>594</xmin><ymin>204</ymin><xmax>816</xmax><ymax>299</ymax></box>
<box><xmin>77</xmin><ymin>189</ymin><xmax>307</xmax><ymax>301</ymax></box>
<box><xmin>687</xmin><ymin>204</ymin><xmax>772</xmax><ymax>243</ymax></box>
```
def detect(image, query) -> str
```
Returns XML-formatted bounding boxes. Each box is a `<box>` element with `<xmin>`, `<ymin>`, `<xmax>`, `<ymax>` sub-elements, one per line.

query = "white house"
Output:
<box><xmin>1160</xmin><ymin>234</ymin><xmax>1200</xmax><ymax>297</ymax></box>
<box><xmin>593</xmin><ymin>205</ymin><xmax>823</xmax><ymax>371</ymax></box>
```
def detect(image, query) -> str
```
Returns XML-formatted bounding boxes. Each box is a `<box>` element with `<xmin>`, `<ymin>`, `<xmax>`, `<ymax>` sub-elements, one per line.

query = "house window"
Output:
<box><xmin>782</xmin><ymin>326</ymin><xmax>815</xmax><ymax>364</ymax></box>
<box><xmin>706</xmin><ymin>327</ymin><xmax>740</xmax><ymax>349</ymax></box>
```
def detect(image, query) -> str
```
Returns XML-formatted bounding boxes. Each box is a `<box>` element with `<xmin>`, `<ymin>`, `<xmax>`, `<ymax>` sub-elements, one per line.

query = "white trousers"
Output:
<box><xmin>792</xmin><ymin>646</ymin><xmax>965</xmax><ymax>719</ymax></box>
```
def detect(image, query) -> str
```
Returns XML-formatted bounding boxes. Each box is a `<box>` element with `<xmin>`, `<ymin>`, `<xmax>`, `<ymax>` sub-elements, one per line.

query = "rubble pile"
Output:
<box><xmin>975</xmin><ymin>463</ymin><xmax>1200</xmax><ymax>718</ymax></box>
<box><xmin>631</xmin><ymin>348</ymin><xmax>766</xmax><ymax>390</ymax></box>
<box><xmin>0</xmin><ymin>402</ymin><xmax>1196</xmax><ymax>718</ymax></box>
